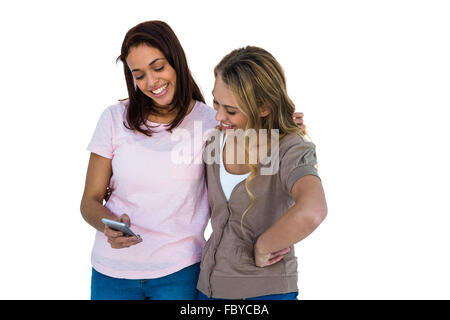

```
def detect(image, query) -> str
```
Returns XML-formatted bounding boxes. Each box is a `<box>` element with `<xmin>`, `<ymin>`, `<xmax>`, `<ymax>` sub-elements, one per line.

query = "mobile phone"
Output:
<box><xmin>101</xmin><ymin>218</ymin><xmax>138</xmax><ymax>238</ymax></box>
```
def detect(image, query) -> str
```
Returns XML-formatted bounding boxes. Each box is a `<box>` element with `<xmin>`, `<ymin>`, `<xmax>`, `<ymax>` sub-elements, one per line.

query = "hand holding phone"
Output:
<box><xmin>102</xmin><ymin>218</ymin><xmax>137</xmax><ymax>237</ymax></box>
<box><xmin>102</xmin><ymin>215</ymin><xmax>142</xmax><ymax>249</ymax></box>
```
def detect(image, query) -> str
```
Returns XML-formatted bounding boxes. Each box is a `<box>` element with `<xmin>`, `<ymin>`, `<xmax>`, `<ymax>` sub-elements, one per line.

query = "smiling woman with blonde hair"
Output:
<box><xmin>197</xmin><ymin>46</ymin><xmax>327</xmax><ymax>300</ymax></box>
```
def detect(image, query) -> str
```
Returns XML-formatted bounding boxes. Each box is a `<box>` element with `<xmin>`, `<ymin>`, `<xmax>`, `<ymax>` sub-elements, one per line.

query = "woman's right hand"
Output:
<box><xmin>104</xmin><ymin>214</ymin><xmax>142</xmax><ymax>249</ymax></box>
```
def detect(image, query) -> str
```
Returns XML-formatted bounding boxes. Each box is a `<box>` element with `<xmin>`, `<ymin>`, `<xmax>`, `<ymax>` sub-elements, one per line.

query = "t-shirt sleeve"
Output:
<box><xmin>87</xmin><ymin>108</ymin><xmax>114</xmax><ymax>159</ymax></box>
<box><xmin>280</xmin><ymin>138</ymin><xmax>320</xmax><ymax>193</ymax></box>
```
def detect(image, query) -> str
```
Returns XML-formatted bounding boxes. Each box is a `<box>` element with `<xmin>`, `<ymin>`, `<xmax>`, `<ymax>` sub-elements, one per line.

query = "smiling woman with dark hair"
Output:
<box><xmin>117</xmin><ymin>21</ymin><xmax>204</xmax><ymax>136</ymax></box>
<box><xmin>80</xmin><ymin>20</ymin><xmax>217</xmax><ymax>300</ymax></box>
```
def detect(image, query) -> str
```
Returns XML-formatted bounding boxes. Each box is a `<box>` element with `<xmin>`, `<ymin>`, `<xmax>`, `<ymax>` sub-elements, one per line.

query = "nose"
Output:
<box><xmin>215</xmin><ymin>106</ymin><xmax>227</xmax><ymax>122</ymax></box>
<box><xmin>145</xmin><ymin>72</ymin><xmax>159</xmax><ymax>90</ymax></box>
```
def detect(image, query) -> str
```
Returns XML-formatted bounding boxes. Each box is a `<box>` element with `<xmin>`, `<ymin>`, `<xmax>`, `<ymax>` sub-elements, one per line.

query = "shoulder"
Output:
<box><xmin>91</xmin><ymin>100</ymin><xmax>128</xmax><ymax>133</ymax></box>
<box><xmin>279</xmin><ymin>133</ymin><xmax>316</xmax><ymax>156</ymax></box>
<box><xmin>109</xmin><ymin>99</ymin><xmax>128</xmax><ymax>116</ymax></box>
<box><xmin>99</xmin><ymin>99</ymin><xmax>128</xmax><ymax>122</ymax></box>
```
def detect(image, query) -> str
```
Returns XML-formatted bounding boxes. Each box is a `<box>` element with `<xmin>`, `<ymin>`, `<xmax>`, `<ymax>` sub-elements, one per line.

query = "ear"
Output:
<box><xmin>259</xmin><ymin>105</ymin><xmax>271</xmax><ymax>118</ymax></box>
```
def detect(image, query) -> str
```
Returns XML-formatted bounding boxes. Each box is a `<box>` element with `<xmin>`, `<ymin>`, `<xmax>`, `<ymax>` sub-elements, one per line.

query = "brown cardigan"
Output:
<box><xmin>197</xmin><ymin>132</ymin><xmax>320</xmax><ymax>299</ymax></box>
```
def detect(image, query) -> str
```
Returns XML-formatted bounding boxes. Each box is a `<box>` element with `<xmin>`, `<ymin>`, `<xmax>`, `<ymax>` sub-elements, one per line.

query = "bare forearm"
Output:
<box><xmin>80</xmin><ymin>199</ymin><xmax>116</xmax><ymax>232</ymax></box>
<box><xmin>255</xmin><ymin>206</ymin><xmax>325</xmax><ymax>255</ymax></box>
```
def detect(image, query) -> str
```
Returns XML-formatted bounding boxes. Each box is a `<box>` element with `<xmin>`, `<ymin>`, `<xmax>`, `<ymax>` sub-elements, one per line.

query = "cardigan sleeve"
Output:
<box><xmin>279</xmin><ymin>136</ymin><xmax>320</xmax><ymax>193</ymax></box>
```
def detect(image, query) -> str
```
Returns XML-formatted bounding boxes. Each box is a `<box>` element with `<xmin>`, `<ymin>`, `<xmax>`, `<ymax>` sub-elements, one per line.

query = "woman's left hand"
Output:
<box><xmin>254</xmin><ymin>246</ymin><xmax>291</xmax><ymax>268</ymax></box>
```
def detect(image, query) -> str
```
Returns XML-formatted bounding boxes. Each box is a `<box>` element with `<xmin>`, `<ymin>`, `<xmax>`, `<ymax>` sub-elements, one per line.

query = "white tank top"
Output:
<box><xmin>219</xmin><ymin>132</ymin><xmax>250</xmax><ymax>200</ymax></box>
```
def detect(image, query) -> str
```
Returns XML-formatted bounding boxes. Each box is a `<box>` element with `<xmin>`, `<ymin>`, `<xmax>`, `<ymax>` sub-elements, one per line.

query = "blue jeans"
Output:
<box><xmin>197</xmin><ymin>290</ymin><xmax>298</xmax><ymax>300</ymax></box>
<box><xmin>91</xmin><ymin>263</ymin><xmax>200</xmax><ymax>300</ymax></box>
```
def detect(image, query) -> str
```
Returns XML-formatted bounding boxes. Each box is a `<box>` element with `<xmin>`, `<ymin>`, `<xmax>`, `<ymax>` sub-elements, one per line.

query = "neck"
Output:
<box><xmin>225</xmin><ymin>131</ymin><xmax>272</xmax><ymax>166</ymax></box>
<box><xmin>147</xmin><ymin>100</ymin><xmax>195</xmax><ymax>124</ymax></box>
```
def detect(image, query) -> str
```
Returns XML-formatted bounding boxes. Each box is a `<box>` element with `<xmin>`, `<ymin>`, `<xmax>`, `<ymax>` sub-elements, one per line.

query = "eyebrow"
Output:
<box><xmin>131</xmin><ymin>58</ymin><xmax>165</xmax><ymax>72</ymax></box>
<box><xmin>212</xmin><ymin>92</ymin><xmax>238</xmax><ymax>110</ymax></box>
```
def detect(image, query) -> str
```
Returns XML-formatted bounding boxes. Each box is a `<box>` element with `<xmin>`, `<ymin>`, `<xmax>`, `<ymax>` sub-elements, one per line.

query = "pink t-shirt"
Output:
<box><xmin>87</xmin><ymin>100</ymin><xmax>218</xmax><ymax>279</ymax></box>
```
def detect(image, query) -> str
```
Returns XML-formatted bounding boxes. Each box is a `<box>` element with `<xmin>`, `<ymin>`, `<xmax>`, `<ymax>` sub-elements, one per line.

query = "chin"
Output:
<box><xmin>154</xmin><ymin>93</ymin><xmax>175</xmax><ymax>108</ymax></box>
<box><xmin>145</xmin><ymin>95</ymin><xmax>173</xmax><ymax>108</ymax></box>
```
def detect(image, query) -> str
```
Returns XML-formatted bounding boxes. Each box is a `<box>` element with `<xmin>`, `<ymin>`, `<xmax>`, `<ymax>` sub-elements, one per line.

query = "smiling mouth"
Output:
<box><xmin>221</xmin><ymin>123</ymin><xmax>235</xmax><ymax>130</ymax></box>
<box><xmin>150</xmin><ymin>83</ymin><xmax>169</xmax><ymax>96</ymax></box>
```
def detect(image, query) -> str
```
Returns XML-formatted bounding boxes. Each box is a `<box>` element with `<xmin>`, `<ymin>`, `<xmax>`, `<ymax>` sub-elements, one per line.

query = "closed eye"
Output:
<box><xmin>213</xmin><ymin>100</ymin><xmax>237</xmax><ymax>115</ymax></box>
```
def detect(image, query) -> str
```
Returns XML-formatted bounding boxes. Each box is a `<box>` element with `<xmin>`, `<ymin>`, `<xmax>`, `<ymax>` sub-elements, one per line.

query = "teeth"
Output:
<box><xmin>222</xmin><ymin>123</ymin><xmax>232</xmax><ymax>128</ymax></box>
<box><xmin>151</xmin><ymin>83</ymin><xmax>168</xmax><ymax>94</ymax></box>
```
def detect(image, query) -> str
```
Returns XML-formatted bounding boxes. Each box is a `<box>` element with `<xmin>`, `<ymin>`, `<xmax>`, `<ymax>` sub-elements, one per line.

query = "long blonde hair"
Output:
<box><xmin>214</xmin><ymin>46</ymin><xmax>305</xmax><ymax>236</ymax></box>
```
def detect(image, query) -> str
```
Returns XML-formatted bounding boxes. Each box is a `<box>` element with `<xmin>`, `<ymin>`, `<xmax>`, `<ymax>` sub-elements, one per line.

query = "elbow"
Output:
<box><xmin>80</xmin><ymin>190</ymin><xmax>104</xmax><ymax>218</ymax></box>
<box><xmin>80</xmin><ymin>197</ymin><xmax>88</xmax><ymax>220</ymax></box>
<box><xmin>313</xmin><ymin>205</ymin><xmax>327</xmax><ymax>228</ymax></box>
<box><xmin>80</xmin><ymin>195</ymin><xmax>97</xmax><ymax>222</ymax></box>
<box><xmin>303</xmin><ymin>203</ymin><xmax>327</xmax><ymax>230</ymax></box>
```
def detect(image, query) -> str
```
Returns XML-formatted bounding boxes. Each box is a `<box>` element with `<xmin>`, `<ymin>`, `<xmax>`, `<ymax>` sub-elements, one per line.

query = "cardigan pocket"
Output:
<box><xmin>237</xmin><ymin>246</ymin><xmax>255</xmax><ymax>264</ymax></box>
<box><xmin>236</xmin><ymin>246</ymin><xmax>260</xmax><ymax>275</ymax></box>
<box><xmin>238</xmin><ymin>245</ymin><xmax>291</xmax><ymax>276</ymax></box>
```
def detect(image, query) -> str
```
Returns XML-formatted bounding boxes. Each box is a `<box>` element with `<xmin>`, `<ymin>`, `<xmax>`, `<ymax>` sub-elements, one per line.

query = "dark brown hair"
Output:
<box><xmin>117</xmin><ymin>20</ymin><xmax>204</xmax><ymax>136</ymax></box>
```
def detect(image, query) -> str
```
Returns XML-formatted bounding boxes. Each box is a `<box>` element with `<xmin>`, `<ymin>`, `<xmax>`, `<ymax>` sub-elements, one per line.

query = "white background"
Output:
<box><xmin>1</xmin><ymin>0</ymin><xmax>449</xmax><ymax>299</ymax></box>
